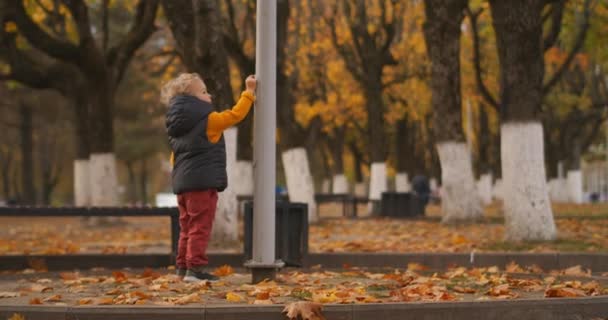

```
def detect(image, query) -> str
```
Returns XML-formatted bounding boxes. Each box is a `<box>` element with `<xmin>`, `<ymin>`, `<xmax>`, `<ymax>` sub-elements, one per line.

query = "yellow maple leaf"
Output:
<box><xmin>225</xmin><ymin>292</ymin><xmax>243</xmax><ymax>302</ymax></box>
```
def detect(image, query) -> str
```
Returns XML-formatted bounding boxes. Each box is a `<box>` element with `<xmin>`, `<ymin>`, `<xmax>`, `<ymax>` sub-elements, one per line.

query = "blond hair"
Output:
<box><xmin>160</xmin><ymin>73</ymin><xmax>201</xmax><ymax>106</ymax></box>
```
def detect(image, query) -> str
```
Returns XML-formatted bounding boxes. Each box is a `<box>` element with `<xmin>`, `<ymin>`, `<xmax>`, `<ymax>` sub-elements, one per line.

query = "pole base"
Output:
<box><xmin>244</xmin><ymin>260</ymin><xmax>285</xmax><ymax>284</ymax></box>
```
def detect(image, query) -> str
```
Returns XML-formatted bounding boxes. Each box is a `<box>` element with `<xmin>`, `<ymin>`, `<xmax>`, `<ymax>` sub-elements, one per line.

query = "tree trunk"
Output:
<box><xmin>490</xmin><ymin>0</ymin><xmax>556</xmax><ymax>240</ymax></box>
<box><xmin>0</xmin><ymin>149</ymin><xmax>13</xmax><ymax>200</ymax></box>
<box><xmin>88</xmin><ymin>79</ymin><xmax>119</xmax><ymax>206</ymax></box>
<box><xmin>282</xmin><ymin>148</ymin><xmax>317</xmax><ymax>222</ymax></box>
<box><xmin>139</xmin><ymin>159</ymin><xmax>148</xmax><ymax>204</ymax></box>
<box><xmin>19</xmin><ymin>102</ymin><xmax>36</xmax><ymax>204</ymax></box>
<box><xmin>423</xmin><ymin>0</ymin><xmax>481</xmax><ymax>222</ymax></box>
<box><xmin>213</xmin><ymin>128</ymin><xmax>238</xmax><ymax>241</ymax></box>
<box><xmin>72</xmin><ymin>92</ymin><xmax>91</xmax><ymax>206</ymax></box>
<box><xmin>126</xmin><ymin>161</ymin><xmax>137</xmax><ymax>204</ymax></box>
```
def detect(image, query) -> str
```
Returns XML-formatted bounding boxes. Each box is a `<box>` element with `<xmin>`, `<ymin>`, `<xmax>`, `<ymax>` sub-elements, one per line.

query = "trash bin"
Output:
<box><xmin>380</xmin><ymin>192</ymin><xmax>425</xmax><ymax>217</ymax></box>
<box><xmin>244</xmin><ymin>201</ymin><xmax>308</xmax><ymax>267</ymax></box>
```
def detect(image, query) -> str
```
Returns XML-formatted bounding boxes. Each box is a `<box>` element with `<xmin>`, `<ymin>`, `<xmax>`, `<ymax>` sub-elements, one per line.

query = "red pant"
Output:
<box><xmin>176</xmin><ymin>190</ymin><xmax>218</xmax><ymax>269</ymax></box>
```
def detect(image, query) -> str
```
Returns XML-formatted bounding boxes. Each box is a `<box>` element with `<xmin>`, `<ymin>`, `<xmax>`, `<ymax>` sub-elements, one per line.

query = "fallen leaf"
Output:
<box><xmin>174</xmin><ymin>293</ymin><xmax>202</xmax><ymax>305</ymax></box>
<box><xmin>141</xmin><ymin>268</ymin><xmax>161</xmax><ymax>279</ymax></box>
<box><xmin>226</xmin><ymin>292</ymin><xmax>244</xmax><ymax>302</ymax></box>
<box><xmin>453</xmin><ymin>286</ymin><xmax>476</xmax><ymax>294</ymax></box>
<box><xmin>563</xmin><ymin>265</ymin><xmax>590</xmax><ymax>277</ymax></box>
<box><xmin>253</xmin><ymin>299</ymin><xmax>273</xmax><ymax>305</ymax></box>
<box><xmin>112</xmin><ymin>271</ymin><xmax>128</xmax><ymax>283</ymax></box>
<box><xmin>451</xmin><ymin>235</ymin><xmax>469</xmax><ymax>245</ymax></box>
<box><xmin>407</xmin><ymin>263</ymin><xmax>429</xmax><ymax>272</ymax></box>
<box><xmin>0</xmin><ymin>292</ymin><xmax>20</xmax><ymax>298</ymax></box>
<box><xmin>505</xmin><ymin>262</ymin><xmax>524</xmax><ymax>273</ymax></box>
<box><xmin>283</xmin><ymin>302</ymin><xmax>326</xmax><ymax>320</ymax></box>
<box><xmin>29</xmin><ymin>297</ymin><xmax>43</xmax><ymax>305</ymax></box>
<box><xmin>487</xmin><ymin>284</ymin><xmax>512</xmax><ymax>297</ymax></box>
<box><xmin>95</xmin><ymin>297</ymin><xmax>115</xmax><ymax>305</ymax></box>
<box><xmin>545</xmin><ymin>287</ymin><xmax>586</xmax><ymax>298</ymax></box>
<box><xmin>8</xmin><ymin>313</ymin><xmax>25</xmax><ymax>320</ymax></box>
<box><xmin>213</xmin><ymin>265</ymin><xmax>235</xmax><ymax>277</ymax></box>
<box><xmin>256</xmin><ymin>291</ymin><xmax>270</xmax><ymax>300</ymax></box>
<box><xmin>105</xmin><ymin>288</ymin><xmax>123</xmax><ymax>295</ymax></box>
<box><xmin>43</xmin><ymin>294</ymin><xmax>62</xmax><ymax>302</ymax></box>
<box><xmin>29</xmin><ymin>284</ymin><xmax>52</xmax><ymax>293</ymax></box>
<box><xmin>78</xmin><ymin>298</ymin><xmax>93</xmax><ymax>305</ymax></box>
<box><xmin>59</xmin><ymin>272</ymin><xmax>79</xmax><ymax>280</ymax></box>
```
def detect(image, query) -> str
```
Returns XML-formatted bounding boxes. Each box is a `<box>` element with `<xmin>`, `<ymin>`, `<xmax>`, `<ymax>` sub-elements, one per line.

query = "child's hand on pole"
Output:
<box><xmin>246</xmin><ymin>75</ymin><xmax>257</xmax><ymax>94</ymax></box>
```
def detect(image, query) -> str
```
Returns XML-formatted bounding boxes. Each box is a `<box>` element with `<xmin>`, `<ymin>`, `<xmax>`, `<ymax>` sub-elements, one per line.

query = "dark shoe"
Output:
<box><xmin>176</xmin><ymin>268</ymin><xmax>187</xmax><ymax>277</ymax></box>
<box><xmin>183</xmin><ymin>269</ymin><xmax>219</xmax><ymax>282</ymax></box>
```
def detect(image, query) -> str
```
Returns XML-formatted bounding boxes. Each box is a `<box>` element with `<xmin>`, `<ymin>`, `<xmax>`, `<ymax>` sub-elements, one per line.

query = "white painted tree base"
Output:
<box><xmin>282</xmin><ymin>148</ymin><xmax>317</xmax><ymax>223</ymax></box>
<box><xmin>548</xmin><ymin>178</ymin><xmax>568</xmax><ymax>202</ymax></box>
<box><xmin>74</xmin><ymin>159</ymin><xmax>91</xmax><ymax>206</ymax></box>
<box><xmin>436</xmin><ymin>142</ymin><xmax>482</xmax><ymax>223</ymax></box>
<box><xmin>233</xmin><ymin>161</ymin><xmax>253</xmax><ymax>196</ymax></box>
<box><xmin>493</xmin><ymin>179</ymin><xmax>503</xmax><ymax>200</ymax></box>
<box><xmin>430</xmin><ymin>178</ymin><xmax>439</xmax><ymax>193</ymax></box>
<box><xmin>395</xmin><ymin>173</ymin><xmax>411</xmax><ymax>193</ymax></box>
<box><xmin>332</xmin><ymin>174</ymin><xmax>349</xmax><ymax>194</ymax></box>
<box><xmin>367</xmin><ymin>162</ymin><xmax>387</xmax><ymax>215</ymax></box>
<box><xmin>501</xmin><ymin>122</ymin><xmax>556</xmax><ymax>241</ymax></box>
<box><xmin>477</xmin><ymin>173</ymin><xmax>493</xmax><ymax>205</ymax></box>
<box><xmin>213</xmin><ymin>128</ymin><xmax>238</xmax><ymax>242</ymax></box>
<box><xmin>567</xmin><ymin>170</ymin><xmax>583</xmax><ymax>204</ymax></box>
<box><xmin>89</xmin><ymin>153</ymin><xmax>118</xmax><ymax>206</ymax></box>
<box><xmin>321</xmin><ymin>179</ymin><xmax>331</xmax><ymax>194</ymax></box>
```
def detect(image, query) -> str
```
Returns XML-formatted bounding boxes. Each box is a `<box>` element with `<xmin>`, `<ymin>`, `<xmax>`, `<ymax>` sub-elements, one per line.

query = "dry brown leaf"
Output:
<box><xmin>59</xmin><ymin>272</ymin><xmax>79</xmax><ymax>280</ymax></box>
<box><xmin>174</xmin><ymin>293</ymin><xmax>202</xmax><ymax>305</ymax></box>
<box><xmin>141</xmin><ymin>268</ymin><xmax>161</xmax><ymax>279</ymax></box>
<box><xmin>95</xmin><ymin>297</ymin><xmax>115</xmax><ymax>305</ymax></box>
<box><xmin>453</xmin><ymin>286</ymin><xmax>476</xmax><ymax>294</ymax></box>
<box><xmin>0</xmin><ymin>292</ymin><xmax>20</xmax><ymax>298</ymax></box>
<box><xmin>256</xmin><ymin>291</ymin><xmax>270</xmax><ymax>300</ymax></box>
<box><xmin>283</xmin><ymin>302</ymin><xmax>326</xmax><ymax>320</ymax></box>
<box><xmin>487</xmin><ymin>284</ymin><xmax>512</xmax><ymax>297</ymax></box>
<box><xmin>105</xmin><ymin>288</ymin><xmax>123</xmax><ymax>295</ymax></box>
<box><xmin>407</xmin><ymin>263</ymin><xmax>429</xmax><ymax>272</ymax></box>
<box><xmin>29</xmin><ymin>297</ymin><xmax>43</xmax><ymax>305</ymax></box>
<box><xmin>42</xmin><ymin>294</ymin><xmax>62</xmax><ymax>302</ymax></box>
<box><xmin>112</xmin><ymin>271</ymin><xmax>128</xmax><ymax>282</ymax></box>
<box><xmin>253</xmin><ymin>299</ymin><xmax>273</xmax><ymax>305</ymax></box>
<box><xmin>77</xmin><ymin>298</ymin><xmax>93</xmax><ymax>305</ymax></box>
<box><xmin>563</xmin><ymin>265</ymin><xmax>590</xmax><ymax>277</ymax></box>
<box><xmin>29</xmin><ymin>284</ymin><xmax>52</xmax><ymax>293</ymax></box>
<box><xmin>505</xmin><ymin>262</ymin><xmax>524</xmax><ymax>273</ymax></box>
<box><xmin>545</xmin><ymin>287</ymin><xmax>586</xmax><ymax>298</ymax></box>
<box><xmin>8</xmin><ymin>313</ymin><xmax>25</xmax><ymax>320</ymax></box>
<box><xmin>213</xmin><ymin>265</ymin><xmax>235</xmax><ymax>277</ymax></box>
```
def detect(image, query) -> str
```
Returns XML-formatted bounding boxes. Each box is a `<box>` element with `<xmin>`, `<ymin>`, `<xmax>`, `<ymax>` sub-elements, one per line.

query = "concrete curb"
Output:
<box><xmin>0</xmin><ymin>296</ymin><xmax>607</xmax><ymax>320</ymax></box>
<box><xmin>1</xmin><ymin>253</ymin><xmax>606</xmax><ymax>271</ymax></box>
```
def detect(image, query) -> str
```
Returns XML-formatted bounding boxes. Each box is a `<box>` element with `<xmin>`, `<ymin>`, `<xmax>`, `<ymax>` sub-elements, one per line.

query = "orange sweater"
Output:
<box><xmin>170</xmin><ymin>91</ymin><xmax>255</xmax><ymax>166</ymax></box>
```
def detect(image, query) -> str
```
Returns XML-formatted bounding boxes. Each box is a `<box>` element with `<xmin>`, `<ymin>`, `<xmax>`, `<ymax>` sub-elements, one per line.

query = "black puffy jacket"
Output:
<box><xmin>166</xmin><ymin>95</ymin><xmax>227</xmax><ymax>194</ymax></box>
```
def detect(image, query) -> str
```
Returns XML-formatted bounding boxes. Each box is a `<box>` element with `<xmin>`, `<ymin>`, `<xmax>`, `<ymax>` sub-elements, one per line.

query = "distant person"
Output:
<box><xmin>162</xmin><ymin>73</ymin><xmax>257</xmax><ymax>282</ymax></box>
<box><xmin>412</xmin><ymin>175</ymin><xmax>431</xmax><ymax>207</ymax></box>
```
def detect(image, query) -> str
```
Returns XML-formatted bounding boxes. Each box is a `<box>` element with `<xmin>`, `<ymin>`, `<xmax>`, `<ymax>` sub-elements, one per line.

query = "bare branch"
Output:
<box><xmin>107</xmin><ymin>0</ymin><xmax>160</xmax><ymax>84</ymax></box>
<box><xmin>543</xmin><ymin>0</ymin><xmax>593</xmax><ymax>95</ymax></box>
<box><xmin>4</xmin><ymin>0</ymin><xmax>80</xmax><ymax>62</ymax></box>
<box><xmin>465</xmin><ymin>7</ymin><xmax>498</xmax><ymax>109</ymax></box>
<box><xmin>543</xmin><ymin>0</ymin><xmax>566</xmax><ymax>51</ymax></box>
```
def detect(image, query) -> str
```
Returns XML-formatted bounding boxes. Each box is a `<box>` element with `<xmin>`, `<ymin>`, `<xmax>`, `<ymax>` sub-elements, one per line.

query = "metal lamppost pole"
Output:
<box><xmin>245</xmin><ymin>0</ymin><xmax>284</xmax><ymax>283</ymax></box>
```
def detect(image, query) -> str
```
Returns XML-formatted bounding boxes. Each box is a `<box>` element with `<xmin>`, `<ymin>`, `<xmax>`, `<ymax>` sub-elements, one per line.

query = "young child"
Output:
<box><xmin>162</xmin><ymin>73</ymin><xmax>256</xmax><ymax>282</ymax></box>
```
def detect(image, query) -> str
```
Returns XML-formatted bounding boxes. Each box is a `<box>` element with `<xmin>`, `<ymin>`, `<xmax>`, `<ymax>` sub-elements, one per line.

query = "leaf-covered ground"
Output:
<box><xmin>0</xmin><ymin>264</ymin><xmax>606</xmax><ymax>307</ymax></box>
<box><xmin>0</xmin><ymin>202</ymin><xmax>607</xmax><ymax>255</ymax></box>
